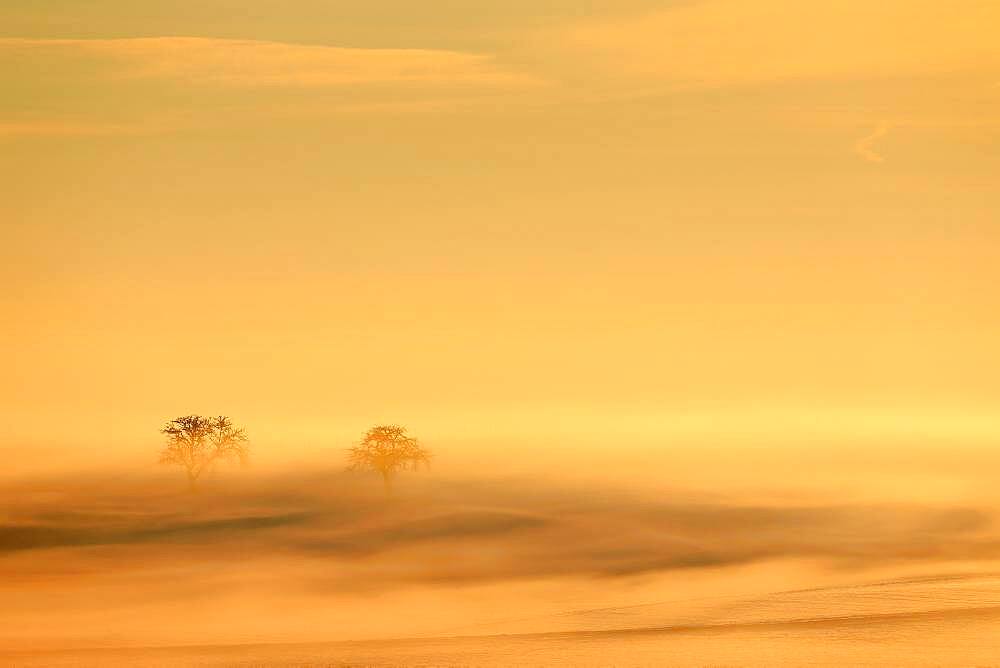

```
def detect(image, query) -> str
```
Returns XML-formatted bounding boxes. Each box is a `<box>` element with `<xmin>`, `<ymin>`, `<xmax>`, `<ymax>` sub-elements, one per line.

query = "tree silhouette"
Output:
<box><xmin>347</xmin><ymin>425</ymin><xmax>430</xmax><ymax>494</ymax></box>
<box><xmin>159</xmin><ymin>415</ymin><xmax>249</xmax><ymax>491</ymax></box>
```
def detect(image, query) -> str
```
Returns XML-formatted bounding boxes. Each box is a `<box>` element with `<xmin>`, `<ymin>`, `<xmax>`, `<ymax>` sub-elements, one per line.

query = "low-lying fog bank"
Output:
<box><xmin>3</xmin><ymin>469</ymin><xmax>1000</xmax><ymax>651</ymax></box>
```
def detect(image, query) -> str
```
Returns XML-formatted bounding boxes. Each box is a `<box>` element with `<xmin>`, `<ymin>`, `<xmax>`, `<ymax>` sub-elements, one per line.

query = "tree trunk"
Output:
<box><xmin>187</xmin><ymin>471</ymin><xmax>199</xmax><ymax>493</ymax></box>
<box><xmin>381</xmin><ymin>471</ymin><xmax>393</xmax><ymax>496</ymax></box>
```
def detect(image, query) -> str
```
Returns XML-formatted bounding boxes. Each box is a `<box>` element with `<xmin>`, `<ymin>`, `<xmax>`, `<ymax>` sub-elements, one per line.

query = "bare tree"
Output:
<box><xmin>347</xmin><ymin>425</ymin><xmax>430</xmax><ymax>494</ymax></box>
<box><xmin>160</xmin><ymin>415</ymin><xmax>249</xmax><ymax>491</ymax></box>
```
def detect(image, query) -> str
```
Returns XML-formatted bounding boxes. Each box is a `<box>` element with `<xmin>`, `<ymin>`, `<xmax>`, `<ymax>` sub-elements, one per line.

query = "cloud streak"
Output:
<box><xmin>854</xmin><ymin>122</ymin><xmax>891</xmax><ymax>163</ymax></box>
<box><xmin>0</xmin><ymin>120</ymin><xmax>156</xmax><ymax>138</ymax></box>
<box><xmin>0</xmin><ymin>37</ymin><xmax>540</xmax><ymax>136</ymax></box>
<box><xmin>0</xmin><ymin>37</ymin><xmax>536</xmax><ymax>88</ymax></box>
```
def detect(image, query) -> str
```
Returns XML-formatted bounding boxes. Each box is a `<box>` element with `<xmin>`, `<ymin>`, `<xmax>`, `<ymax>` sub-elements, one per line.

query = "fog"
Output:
<box><xmin>4</xmin><ymin>461</ymin><xmax>1000</xmax><ymax>652</ymax></box>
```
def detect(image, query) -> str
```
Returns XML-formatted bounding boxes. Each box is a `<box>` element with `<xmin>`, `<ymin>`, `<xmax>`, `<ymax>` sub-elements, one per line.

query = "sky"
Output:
<box><xmin>2</xmin><ymin>0</ymin><xmax>999</xmax><ymax>475</ymax></box>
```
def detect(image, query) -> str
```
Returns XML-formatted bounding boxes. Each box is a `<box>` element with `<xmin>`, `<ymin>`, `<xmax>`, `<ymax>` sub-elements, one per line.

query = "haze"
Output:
<box><xmin>2</xmin><ymin>1</ymin><xmax>999</xmax><ymax>665</ymax></box>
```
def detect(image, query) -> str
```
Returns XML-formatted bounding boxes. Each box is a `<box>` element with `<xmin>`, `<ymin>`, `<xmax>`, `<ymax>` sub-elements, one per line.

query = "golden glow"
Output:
<box><xmin>2</xmin><ymin>0</ymin><xmax>1000</xmax><ymax>662</ymax></box>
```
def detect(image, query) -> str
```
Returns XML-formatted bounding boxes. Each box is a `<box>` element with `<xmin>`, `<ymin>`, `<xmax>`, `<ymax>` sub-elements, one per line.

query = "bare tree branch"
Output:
<box><xmin>347</xmin><ymin>425</ymin><xmax>430</xmax><ymax>494</ymax></box>
<box><xmin>159</xmin><ymin>415</ymin><xmax>249</xmax><ymax>491</ymax></box>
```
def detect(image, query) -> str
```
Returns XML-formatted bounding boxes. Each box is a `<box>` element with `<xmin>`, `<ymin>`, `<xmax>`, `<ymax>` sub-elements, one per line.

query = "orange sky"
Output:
<box><xmin>2</xmin><ymin>0</ymin><xmax>999</xmax><ymax>472</ymax></box>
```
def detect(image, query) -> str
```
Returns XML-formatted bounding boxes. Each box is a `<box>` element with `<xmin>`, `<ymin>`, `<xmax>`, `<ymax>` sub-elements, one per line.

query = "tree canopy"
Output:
<box><xmin>347</xmin><ymin>425</ymin><xmax>430</xmax><ymax>493</ymax></box>
<box><xmin>159</xmin><ymin>415</ymin><xmax>249</xmax><ymax>490</ymax></box>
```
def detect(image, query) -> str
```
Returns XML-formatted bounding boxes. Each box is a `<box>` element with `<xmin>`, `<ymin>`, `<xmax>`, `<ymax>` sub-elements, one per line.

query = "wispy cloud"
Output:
<box><xmin>0</xmin><ymin>120</ymin><xmax>153</xmax><ymax>137</ymax></box>
<box><xmin>0</xmin><ymin>37</ymin><xmax>537</xmax><ymax>88</ymax></box>
<box><xmin>0</xmin><ymin>37</ymin><xmax>540</xmax><ymax>135</ymax></box>
<box><xmin>854</xmin><ymin>122</ymin><xmax>891</xmax><ymax>163</ymax></box>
